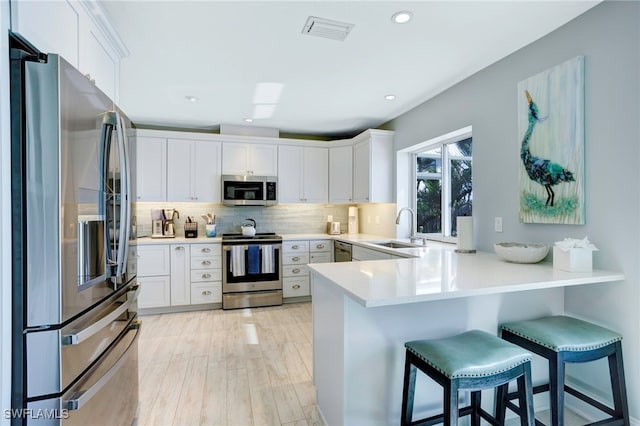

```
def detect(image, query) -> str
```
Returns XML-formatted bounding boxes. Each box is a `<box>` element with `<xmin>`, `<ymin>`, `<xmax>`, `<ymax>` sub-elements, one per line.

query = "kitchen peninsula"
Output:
<box><xmin>308</xmin><ymin>246</ymin><xmax>624</xmax><ymax>425</ymax></box>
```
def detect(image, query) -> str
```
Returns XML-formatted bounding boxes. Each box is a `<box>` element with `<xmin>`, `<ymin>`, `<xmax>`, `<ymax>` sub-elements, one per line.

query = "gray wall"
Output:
<box><xmin>387</xmin><ymin>1</ymin><xmax>640</xmax><ymax>418</ymax></box>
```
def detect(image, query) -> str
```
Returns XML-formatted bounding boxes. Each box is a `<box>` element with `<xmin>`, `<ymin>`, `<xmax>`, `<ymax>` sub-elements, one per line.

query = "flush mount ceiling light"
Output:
<box><xmin>185</xmin><ymin>95</ymin><xmax>199</xmax><ymax>102</ymax></box>
<box><xmin>244</xmin><ymin>118</ymin><xmax>254</xmax><ymax>123</ymax></box>
<box><xmin>385</xmin><ymin>94</ymin><xmax>396</xmax><ymax>101</ymax></box>
<box><xmin>252</xmin><ymin>82</ymin><xmax>284</xmax><ymax>104</ymax></box>
<box><xmin>391</xmin><ymin>11</ymin><xmax>412</xmax><ymax>24</ymax></box>
<box><xmin>302</xmin><ymin>16</ymin><xmax>354</xmax><ymax>41</ymax></box>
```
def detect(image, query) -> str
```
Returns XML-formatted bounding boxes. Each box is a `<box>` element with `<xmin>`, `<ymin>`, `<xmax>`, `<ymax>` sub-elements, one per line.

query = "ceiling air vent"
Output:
<box><xmin>302</xmin><ymin>16</ymin><xmax>354</xmax><ymax>41</ymax></box>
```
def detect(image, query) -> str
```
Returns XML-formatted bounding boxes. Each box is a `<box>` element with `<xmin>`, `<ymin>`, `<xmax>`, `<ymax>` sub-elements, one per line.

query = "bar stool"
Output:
<box><xmin>500</xmin><ymin>316</ymin><xmax>629</xmax><ymax>426</ymax></box>
<box><xmin>401</xmin><ymin>330</ymin><xmax>535</xmax><ymax>426</ymax></box>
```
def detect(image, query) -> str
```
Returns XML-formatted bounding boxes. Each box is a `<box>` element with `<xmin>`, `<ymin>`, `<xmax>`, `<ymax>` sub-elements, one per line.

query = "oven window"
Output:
<box><xmin>223</xmin><ymin>181</ymin><xmax>264</xmax><ymax>201</ymax></box>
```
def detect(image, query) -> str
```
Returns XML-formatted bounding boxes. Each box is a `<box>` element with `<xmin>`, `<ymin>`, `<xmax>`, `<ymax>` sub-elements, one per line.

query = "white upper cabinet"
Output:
<box><xmin>136</xmin><ymin>137</ymin><xmax>167</xmax><ymax>202</ymax></box>
<box><xmin>353</xmin><ymin>130</ymin><xmax>394</xmax><ymax>203</ymax></box>
<box><xmin>167</xmin><ymin>139</ymin><xmax>221</xmax><ymax>202</ymax></box>
<box><xmin>329</xmin><ymin>145</ymin><xmax>353</xmax><ymax>203</ymax></box>
<box><xmin>11</xmin><ymin>0</ymin><xmax>126</xmax><ymax>102</ymax></box>
<box><xmin>222</xmin><ymin>142</ymin><xmax>277</xmax><ymax>176</ymax></box>
<box><xmin>278</xmin><ymin>145</ymin><xmax>328</xmax><ymax>203</ymax></box>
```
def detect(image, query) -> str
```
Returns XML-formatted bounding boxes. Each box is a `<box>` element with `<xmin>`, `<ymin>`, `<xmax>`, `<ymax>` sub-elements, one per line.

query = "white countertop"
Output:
<box><xmin>308</xmin><ymin>246</ymin><xmax>624</xmax><ymax>308</ymax></box>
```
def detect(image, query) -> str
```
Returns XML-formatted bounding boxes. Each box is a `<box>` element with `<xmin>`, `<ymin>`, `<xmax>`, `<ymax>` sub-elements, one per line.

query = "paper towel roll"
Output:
<box><xmin>456</xmin><ymin>216</ymin><xmax>474</xmax><ymax>252</ymax></box>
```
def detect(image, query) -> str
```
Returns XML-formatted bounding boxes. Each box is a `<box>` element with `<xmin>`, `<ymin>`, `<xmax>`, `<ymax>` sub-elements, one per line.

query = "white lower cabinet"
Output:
<box><xmin>190</xmin><ymin>243</ymin><xmax>222</xmax><ymax>304</ymax></box>
<box><xmin>282</xmin><ymin>239</ymin><xmax>332</xmax><ymax>299</ymax></box>
<box><xmin>136</xmin><ymin>242</ymin><xmax>222</xmax><ymax>310</ymax></box>
<box><xmin>136</xmin><ymin>245</ymin><xmax>171</xmax><ymax>309</ymax></box>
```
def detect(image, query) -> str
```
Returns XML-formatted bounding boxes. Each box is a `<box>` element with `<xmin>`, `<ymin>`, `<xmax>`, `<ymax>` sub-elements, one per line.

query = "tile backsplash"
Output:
<box><xmin>135</xmin><ymin>202</ymin><xmax>351</xmax><ymax>237</ymax></box>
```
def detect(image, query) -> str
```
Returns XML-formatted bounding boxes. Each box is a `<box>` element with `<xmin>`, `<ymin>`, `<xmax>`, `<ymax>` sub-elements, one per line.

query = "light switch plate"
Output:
<box><xmin>494</xmin><ymin>217</ymin><xmax>503</xmax><ymax>233</ymax></box>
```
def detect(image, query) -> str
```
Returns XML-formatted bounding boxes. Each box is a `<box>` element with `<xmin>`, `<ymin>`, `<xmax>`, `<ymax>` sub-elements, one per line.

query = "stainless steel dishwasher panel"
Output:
<box><xmin>334</xmin><ymin>241</ymin><xmax>352</xmax><ymax>262</ymax></box>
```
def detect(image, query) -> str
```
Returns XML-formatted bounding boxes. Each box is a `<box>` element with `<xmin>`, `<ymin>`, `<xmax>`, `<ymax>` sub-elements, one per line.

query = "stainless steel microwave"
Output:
<box><xmin>222</xmin><ymin>175</ymin><xmax>277</xmax><ymax>206</ymax></box>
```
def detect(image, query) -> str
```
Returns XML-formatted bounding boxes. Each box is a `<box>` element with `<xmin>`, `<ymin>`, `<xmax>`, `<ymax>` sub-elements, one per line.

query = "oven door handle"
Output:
<box><xmin>62</xmin><ymin>285</ymin><xmax>139</xmax><ymax>346</ymax></box>
<box><xmin>64</xmin><ymin>320</ymin><xmax>140</xmax><ymax>411</ymax></box>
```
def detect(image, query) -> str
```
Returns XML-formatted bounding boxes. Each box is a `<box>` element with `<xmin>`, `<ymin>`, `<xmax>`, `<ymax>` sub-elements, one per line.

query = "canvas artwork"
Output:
<box><xmin>518</xmin><ymin>56</ymin><xmax>585</xmax><ymax>224</ymax></box>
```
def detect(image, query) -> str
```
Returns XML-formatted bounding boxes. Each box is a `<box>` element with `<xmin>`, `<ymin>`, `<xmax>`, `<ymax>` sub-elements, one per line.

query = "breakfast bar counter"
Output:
<box><xmin>308</xmin><ymin>246</ymin><xmax>623</xmax><ymax>425</ymax></box>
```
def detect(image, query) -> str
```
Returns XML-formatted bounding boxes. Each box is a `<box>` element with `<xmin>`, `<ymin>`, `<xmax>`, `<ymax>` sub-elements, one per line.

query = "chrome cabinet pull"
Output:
<box><xmin>202</xmin><ymin>260</ymin><xmax>211</xmax><ymax>265</ymax></box>
<box><xmin>202</xmin><ymin>273</ymin><xmax>211</xmax><ymax>279</ymax></box>
<box><xmin>292</xmin><ymin>245</ymin><xmax>299</xmax><ymax>249</ymax></box>
<box><xmin>316</xmin><ymin>244</ymin><xmax>325</xmax><ymax>249</ymax></box>
<box><xmin>202</xmin><ymin>290</ymin><xmax>212</xmax><ymax>296</ymax></box>
<box><xmin>176</xmin><ymin>246</ymin><xmax>184</xmax><ymax>251</ymax></box>
<box><xmin>292</xmin><ymin>284</ymin><xmax>301</xmax><ymax>289</ymax></box>
<box><xmin>292</xmin><ymin>268</ymin><xmax>300</xmax><ymax>273</ymax></box>
<box><xmin>202</xmin><ymin>248</ymin><xmax>211</xmax><ymax>253</ymax></box>
<box><xmin>292</xmin><ymin>256</ymin><xmax>300</xmax><ymax>262</ymax></box>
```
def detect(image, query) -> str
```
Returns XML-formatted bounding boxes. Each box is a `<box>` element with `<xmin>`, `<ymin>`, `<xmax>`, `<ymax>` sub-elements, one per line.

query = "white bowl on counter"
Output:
<box><xmin>494</xmin><ymin>242</ymin><xmax>549</xmax><ymax>264</ymax></box>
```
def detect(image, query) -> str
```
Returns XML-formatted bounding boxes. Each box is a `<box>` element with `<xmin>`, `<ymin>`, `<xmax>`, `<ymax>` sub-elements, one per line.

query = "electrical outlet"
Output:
<box><xmin>367</xmin><ymin>216</ymin><xmax>371</xmax><ymax>224</ymax></box>
<box><xmin>375</xmin><ymin>216</ymin><xmax>380</xmax><ymax>224</ymax></box>
<box><xmin>494</xmin><ymin>217</ymin><xmax>503</xmax><ymax>233</ymax></box>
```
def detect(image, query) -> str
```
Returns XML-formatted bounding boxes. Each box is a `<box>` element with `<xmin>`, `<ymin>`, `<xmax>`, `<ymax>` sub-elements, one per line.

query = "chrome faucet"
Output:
<box><xmin>395</xmin><ymin>207</ymin><xmax>425</xmax><ymax>245</ymax></box>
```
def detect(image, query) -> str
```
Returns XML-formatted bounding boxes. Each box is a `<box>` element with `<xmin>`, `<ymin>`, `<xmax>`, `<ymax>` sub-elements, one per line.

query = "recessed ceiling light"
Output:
<box><xmin>385</xmin><ymin>94</ymin><xmax>396</xmax><ymax>101</ymax></box>
<box><xmin>391</xmin><ymin>11</ymin><xmax>412</xmax><ymax>24</ymax></box>
<box><xmin>244</xmin><ymin>118</ymin><xmax>254</xmax><ymax>123</ymax></box>
<box><xmin>185</xmin><ymin>95</ymin><xmax>199</xmax><ymax>102</ymax></box>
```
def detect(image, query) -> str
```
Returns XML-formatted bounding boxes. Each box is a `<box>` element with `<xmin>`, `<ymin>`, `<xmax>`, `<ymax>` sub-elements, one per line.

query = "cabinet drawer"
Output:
<box><xmin>190</xmin><ymin>268</ymin><xmax>222</xmax><ymax>283</ymax></box>
<box><xmin>283</xmin><ymin>264</ymin><xmax>309</xmax><ymax>277</ymax></box>
<box><xmin>191</xmin><ymin>243</ymin><xmax>221</xmax><ymax>257</ymax></box>
<box><xmin>136</xmin><ymin>245</ymin><xmax>170</xmax><ymax>276</ymax></box>
<box><xmin>190</xmin><ymin>282</ymin><xmax>222</xmax><ymax>304</ymax></box>
<box><xmin>190</xmin><ymin>256</ymin><xmax>222</xmax><ymax>269</ymax></box>
<box><xmin>283</xmin><ymin>241</ymin><xmax>309</xmax><ymax>253</ymax></box>
<box><xmin>309</xmin><ymin>240</ymin><xmax>331</xmax><ymax>253</ymax></box>
<box><xmin>310</xmin><ymin>252</ymin><xmax>331</xmax><ymax>263</ymax></box>
<box><xmin>283</xmin><ymin>277</ymin><xmax>310</xmax><ymax>298</ymax></box>
<box><xmin>352</xmin><ymin>245</ymin><xmax>392</xmax><ymax>261</ymax></box>
<box><xmin>282</xmin><ymin>253</ymin><xmax>310</xmax><ymax>265</ymax></box>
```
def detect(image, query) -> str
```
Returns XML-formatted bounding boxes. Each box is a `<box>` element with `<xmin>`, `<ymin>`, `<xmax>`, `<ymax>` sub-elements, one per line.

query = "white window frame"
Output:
<box><xmin>409</xmin><ymin>126</ymin><xmax>472</xmax><ymax>243</ymax></box>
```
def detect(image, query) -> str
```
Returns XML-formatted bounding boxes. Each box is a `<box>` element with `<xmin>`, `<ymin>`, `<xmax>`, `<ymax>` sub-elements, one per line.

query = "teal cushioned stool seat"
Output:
<box><xmin>500</xmin><ymin>316</ymin><xmax>629</xmax><ymax>426</ymax></box>
<box><xmin>401</xmin><ymin>330</ymin><xmax>535</xmax><ymax>426</ymax></box>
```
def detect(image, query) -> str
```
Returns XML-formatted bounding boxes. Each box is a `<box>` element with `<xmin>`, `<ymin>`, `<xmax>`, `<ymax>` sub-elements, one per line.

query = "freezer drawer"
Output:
<box><xmin>25</xmin><ymin>320</ymin><xmax>139</xmax><ymax>425</ymax></box>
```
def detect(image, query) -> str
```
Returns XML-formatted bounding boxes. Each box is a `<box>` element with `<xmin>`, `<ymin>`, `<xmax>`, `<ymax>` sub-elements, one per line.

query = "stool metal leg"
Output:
<box><xmin>549</xmin><ymin>353</ymin><xmax>565</xmax><ymax>426</ymax></box>
<box><xmin>402</xmin><ymin>351</ymin><xmax>417</xmax><ymax>426</ymax></box>
<box><xmin>443</xmin><ymin>381</ymin><xmax>459</xmax><ymax>426</ymax></box>
<box><xmin>470</xmin><ymin>391</ymin><xmax>481</xmax><ymax>426</ymax></box>
<box><xmin>609</xmin><ymin>341</ymin><xmax>630</xmax><ymax>425</ymax></box>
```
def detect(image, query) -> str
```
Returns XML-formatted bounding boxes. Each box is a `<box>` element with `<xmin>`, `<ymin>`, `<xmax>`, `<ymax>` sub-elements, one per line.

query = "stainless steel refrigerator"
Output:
<box><xmin>9</xmin><ymin>33</ymin><xmax>139</xmax><ymax>425</ymax></box>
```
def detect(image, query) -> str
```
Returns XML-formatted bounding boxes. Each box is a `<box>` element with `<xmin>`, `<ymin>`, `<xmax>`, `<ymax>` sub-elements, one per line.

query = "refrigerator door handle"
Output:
<box><xmin>64</xmin><ymin>320</ymin><xmax>140</xmax><ymax>411</ymax></box>
<box><xmin>115</xmin><ymin>111</ymin><xmax>131</xmax><ymax>278</ymax></box>
<box><xmin>61</xmin><ymin>285</ymin><xmax>139</xmax><ymax>346</ymax></box>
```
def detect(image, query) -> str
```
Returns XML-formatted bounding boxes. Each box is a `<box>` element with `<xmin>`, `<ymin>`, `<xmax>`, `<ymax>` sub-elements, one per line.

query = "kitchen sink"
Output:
<box><xmin>371</xmin><ymin>241</ymin><xmax>419</xmax><ymax>249</ymax></box>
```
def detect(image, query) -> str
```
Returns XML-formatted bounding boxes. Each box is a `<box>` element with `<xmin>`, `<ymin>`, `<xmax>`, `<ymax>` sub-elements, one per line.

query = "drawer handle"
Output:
<box><xmin>292</xmin><ymin>284</ymin><xmax>301</xmax><ymax>289</ymax></box>
<box><xmin>292</xmin><ymin>245</ymin><xmax>299</xmax><ymax>249</ymax></box>
<box><xmin>202</xmin><ymin>260</ymin><xmax>211</xmax><ymax>266</ymax></box>
<box><xmin>202</xmin><ymin>273</ymin><xmax>211</xmax><ymax>279</ymax></box>
<box><xmin>202</xmin><ymin>248</ymin><xmax>211</xmax><ymax>253</ymax></box>
<box><xmin>175</xmin><ymin>246</ymin><xmax>184</xmax><ymax>251</ymax></box>
<box><xmin>292</xmin><ymin>256</ymin><xmax>300</xmax><ymax>262</ymax></box>
<box><xmin>202</xmin><ymin>290</ymin><xmax>212</xmax><ymax>296</ymax></box>
<box><xmin>316</xmin><ymin>244</ymin><xmax>325</xmax><ymax>249</ymax></box>
<box><xmin>292</xmin><ymin>268</ymin><xmax>300</xmax><ymax>273</ymax></box>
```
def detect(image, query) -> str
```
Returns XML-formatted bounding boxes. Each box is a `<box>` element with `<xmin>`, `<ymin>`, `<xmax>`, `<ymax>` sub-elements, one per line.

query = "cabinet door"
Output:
<box><xmin>278</xmin><ymin>145</ymin><xmax>302</xmax><ymax>203</ymax></box>
<box><xmin>137</xmin><ymin>276</ymin><xmax>171</xmax><ymax>309</ymax></box>
<box><xmin>77</xmin><ymin>18</ymin><xmax>118</xmax><ymax>101</ymax></box>
<box><xmin>167</xmin><ymin>139</ymin><xmax>194</xmax><ymax>201</ymax></box>
<box><xmin>193</xmin><ymin>141</ymin><xmax>222</xmax><ymax>202</ymax></box>
<box><xmin>353</xmin><ymin>140</ymin><xmax>371</xmax><ymax>203</ymax></box>
<box><xmin>329</xmin><ymin>145</ymin><xmax>353</xmax><ymax>203</ymax></box>
<box><xmin>222</xmin><ymin>143</ymin><xmax>250</xmax><ymax>175</ymax></box>
<box><xmin>250</xmin><ymin>144</ymin><xmax>278</xmax><ymax>176</ymax></box>
<box><xmin>170</xmin><ymin>244</ymin><xmax>190</xmax><ymax>306</ymax></box>
<box><xmin>136</xmin><ymin>137</ymin><xmax>167</xmax><ymax>201</ymax></box>
<box><xmin>136</xmin><ymin>245</ymin><xmax>170</xmax><ymax>276</ymax></box>
<box><xmin>302</xmin><ymin>147</ymin><xmax>328</xmax><ymax>203</ymax></box>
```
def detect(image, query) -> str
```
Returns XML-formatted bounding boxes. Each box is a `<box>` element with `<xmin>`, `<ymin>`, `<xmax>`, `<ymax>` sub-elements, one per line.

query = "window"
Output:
<box><xmin>414</xmin><ymin>135</ymin><xmax>472</xmax><ymax>240</ymax></box>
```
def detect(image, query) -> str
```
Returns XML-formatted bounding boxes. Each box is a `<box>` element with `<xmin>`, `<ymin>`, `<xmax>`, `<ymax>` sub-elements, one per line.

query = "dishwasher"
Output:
<box><xmin>334</xmin><ymin>241</ymin><xmax>352</xmax><ymax>262</ymax></box>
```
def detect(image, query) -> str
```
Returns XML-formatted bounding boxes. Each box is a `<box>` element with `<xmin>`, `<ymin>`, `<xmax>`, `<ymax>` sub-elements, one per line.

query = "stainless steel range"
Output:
<box><xmin>222</xmin><ymin>233</ymin><xmax>283</xmax><ymax>309</ymax></box>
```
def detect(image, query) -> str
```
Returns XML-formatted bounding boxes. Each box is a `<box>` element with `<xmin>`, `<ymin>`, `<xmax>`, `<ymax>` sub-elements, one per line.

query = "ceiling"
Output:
<box><xmin>102</xmin><ymin>1</ymin><xmax>599</xmax><ymax>139</ymax></box>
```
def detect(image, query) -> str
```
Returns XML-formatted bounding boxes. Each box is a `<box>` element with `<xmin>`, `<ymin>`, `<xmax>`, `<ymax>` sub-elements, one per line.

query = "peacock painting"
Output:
<box><xmin>518</xmin><ymin>56</ymin><xmax>585</xmax><ymax>224</ymax></box>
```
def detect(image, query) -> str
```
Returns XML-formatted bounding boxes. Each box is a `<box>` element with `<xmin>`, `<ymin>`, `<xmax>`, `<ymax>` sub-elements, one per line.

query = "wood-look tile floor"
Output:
<box><xmin>138</xmin><ymin>302</ymin><xmax>588</xmax><ymax>426</ymax></box>
<box><xmin>138</xmin><ymin>302</ymin><xmax>323</xmax><ymax>426</ymax></box>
